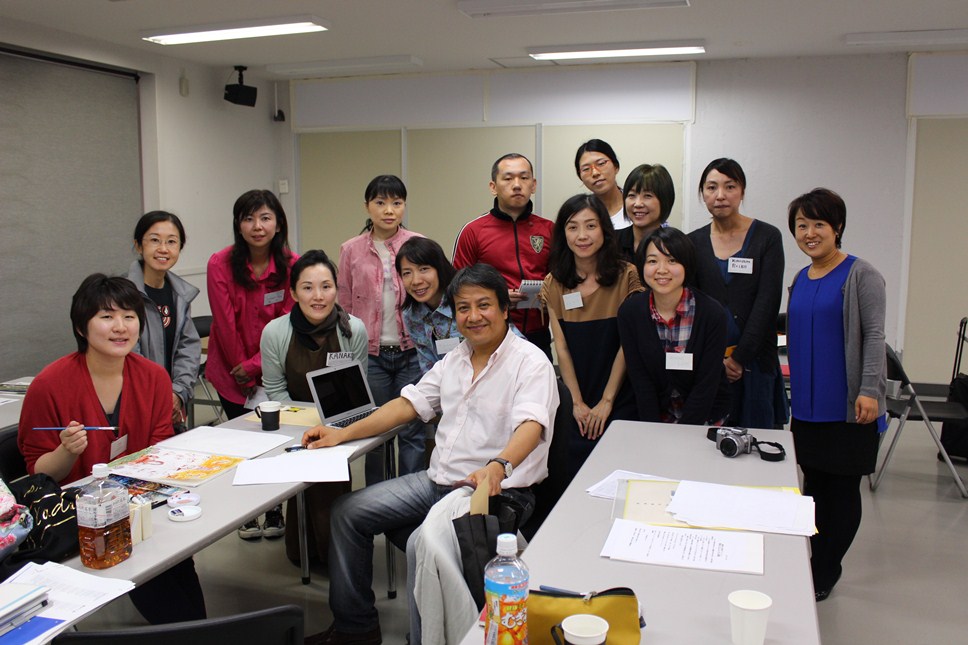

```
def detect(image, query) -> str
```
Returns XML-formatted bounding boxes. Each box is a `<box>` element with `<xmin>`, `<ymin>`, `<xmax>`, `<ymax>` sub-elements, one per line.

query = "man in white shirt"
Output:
<box><xmin>302</xmin><ymin>263</ymin><xmax>559</xmax><ymax>645</ymax></box>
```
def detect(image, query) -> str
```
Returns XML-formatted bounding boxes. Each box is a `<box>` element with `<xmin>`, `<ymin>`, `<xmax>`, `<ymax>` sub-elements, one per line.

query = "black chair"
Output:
<box><xmin>52</xmin><ymin>604</ymin><xmax>303</xmax><ymax>644</ymax></box>
<box><xmin>0</xmin><ymin>427</ymin><xmax>27</xmax><ymax>483</ymax></box>
<box><xmin>869</xmin><ymin>345</ymin><xmax>968</xmax><ymax>498</ymax></box>
<box><xmin>187</xmin><ymin>315</ymin><xmax>224</xmax><ymax>427</ymax></box>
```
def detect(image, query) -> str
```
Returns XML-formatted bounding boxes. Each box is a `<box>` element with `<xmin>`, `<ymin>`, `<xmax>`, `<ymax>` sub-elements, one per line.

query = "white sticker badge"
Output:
<box><xmin>666</xmin><ymin>352</ymin><xmax>694</xmax><ymax>371</ymax></box>
<box><xmin>562</xmin><ymin>292</ymin><xmax>584</xmax><ymax>311</ymax></box>
<box><xmin>435</xmin><ymin>337</ymin><xmax>460</xmax><ymax>355</ymax></box>
<box><xmin>327</xmin><ymin>352</ymin><xmax>355</xmax><ymax>367</ymax></box>
<box><xmin>264</xmin><ymin>289</ymin><xmax>285</xmax><ymax>306</ymax></box>
<box><xmin>110</xmin><ymin>434</ymin><xmax>128</xmax><ymax>460</ymax></box>
<box><xmin>728</xmin><ymin>257</ymin><xmax>753</xmax><ymax>274</ymax></box>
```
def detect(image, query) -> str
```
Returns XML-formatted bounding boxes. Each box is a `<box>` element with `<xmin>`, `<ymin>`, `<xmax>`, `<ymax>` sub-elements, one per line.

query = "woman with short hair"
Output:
<box><xmin>688</xmin><ymin>158</ymin><xmax>787</xmax><ymax>429</ymax></box>
<box><xmin>18</xmin><ymin>273</ymin><xmax>206</xmax><ymax>624</ymax></box>
<box><xmin>786</xmin><ymin>187</ymin><xmax>886</xmax><ymax>601</ymax></box>
<box><xmin>618</xmin><ymin>227</ymin><xmax>731</xmax><ymax>425</ymax></box>
<box><xmin>575</xmin><ymin>139</ymin><xmax>627</xmax><ymax>230</ymax></box>
<box><xmin>617</xmin><ymin>163</ymin><xmax>675</xmax><ymax>262</ymax></box>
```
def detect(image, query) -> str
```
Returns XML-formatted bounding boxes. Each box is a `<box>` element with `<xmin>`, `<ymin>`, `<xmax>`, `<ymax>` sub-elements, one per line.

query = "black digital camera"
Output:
<box><xmin>715</xmin><ymin>427</ymin><xmax>753</xmax><ymax>458</ymax></box>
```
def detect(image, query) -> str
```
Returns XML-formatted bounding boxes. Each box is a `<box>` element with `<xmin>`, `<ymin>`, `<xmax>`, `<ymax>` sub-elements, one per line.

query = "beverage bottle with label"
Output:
<box><xmin>77</xmin><ymin>463</ymin><xmax>132</xmax><ymax>569</ymax></box>
<box><xmin>484</xmin><ymin>533</ymin><xmax>529</xmax><ymax>645</ymax></box>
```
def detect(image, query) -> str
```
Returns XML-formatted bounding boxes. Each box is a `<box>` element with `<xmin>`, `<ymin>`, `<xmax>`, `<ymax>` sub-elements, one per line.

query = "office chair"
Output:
<box><xmin>52</xmin><ymin>604</ymin><xmax>303</xmax><ymax>644</ymax></box>
<box><xmin>869</xmin><ymin>345</ymin><xmax>968</xmax><ymax>498</ymax></box>
<box><xmin>0</xmin><ymin>427</ymin><xmax>27</xmax><ymax>483</ymax></box>
<box><xmin>187</xmin><ymin>315</ymin><xmax>224</xmax><ymax>427</ymax></box>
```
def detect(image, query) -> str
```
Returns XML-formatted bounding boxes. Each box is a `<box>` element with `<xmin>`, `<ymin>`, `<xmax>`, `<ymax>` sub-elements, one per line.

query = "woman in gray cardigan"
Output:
<box><xmin>786</xmin><ymin>188</ymin><xmax>886</xmax><ymax>602</ymax></box>
<box><xmin>129</xmin><ymin>211</ymin><xmax>201</xmax><ymax>432</ymax></box>
<box><xmin>259</xmin><ymin>249</ymin><xmax>367</xmax><ymax>566</ymax></box>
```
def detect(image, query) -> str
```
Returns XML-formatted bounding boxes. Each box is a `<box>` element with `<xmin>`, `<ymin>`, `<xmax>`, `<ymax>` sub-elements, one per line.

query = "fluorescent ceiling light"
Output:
<box><xmin>528</xmin><ymin>40</ymin><xmax>705</xmax><ymax>61</ymax></box>
<box><xmin>142</xmin><ymin>15</ymin><xmax>328</xmax><ymax>45</ymax></box>
<box><xmin>459</xmin><ymin>0</ymin><xmax>688</xmax><ymax>18</ymax></box>
<box><xmin>845</xmin><ymin>29</ymin><xmax>968</xmax><ymax>48</ymax></box>
<box><xmin>266</xmin><ymin>55</ymin><xmax>424</xmax><ymax>77</ymax></box>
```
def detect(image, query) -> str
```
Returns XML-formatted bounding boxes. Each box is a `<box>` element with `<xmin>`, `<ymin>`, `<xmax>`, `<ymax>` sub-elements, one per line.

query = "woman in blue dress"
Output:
<box><xmin>786</xmin><ymin>188</ymin><xmax>887</xmax><ymax>602</ymax></box>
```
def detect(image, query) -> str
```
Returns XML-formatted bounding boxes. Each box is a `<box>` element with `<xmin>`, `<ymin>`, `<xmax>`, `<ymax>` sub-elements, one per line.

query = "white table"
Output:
<box><xmin>462</xmin><ymin>421</ymin><xmax>820</xmax><ymax>644</ymax></box>
<box><xmin>63</xmin><ymin>410</ymin><xmax>400</xmax><ymax>587</ymax></box>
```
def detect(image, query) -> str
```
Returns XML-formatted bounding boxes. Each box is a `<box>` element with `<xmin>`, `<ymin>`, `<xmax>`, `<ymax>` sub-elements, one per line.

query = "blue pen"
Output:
<box><xmin>33</xmin><ymin>426</ymin><xmax>119</xmax><ymax>431</ymax></box>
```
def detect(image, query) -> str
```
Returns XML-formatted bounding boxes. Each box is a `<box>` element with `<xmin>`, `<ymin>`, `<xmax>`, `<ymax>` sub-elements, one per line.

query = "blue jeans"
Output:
<box><xmin>329</xmin><ymin>472</ymin><xmax>451</xmax><ymax>632</ymax></box>
<box><xmin>365</xmin><ymin>348</ymin><xmax>428</xmax><ymax>484</ymax></box>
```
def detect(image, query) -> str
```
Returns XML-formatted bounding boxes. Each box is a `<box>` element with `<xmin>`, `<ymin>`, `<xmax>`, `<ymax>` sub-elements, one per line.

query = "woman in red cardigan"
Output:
<box><xmin>17</xmin><ymin>274</ymin><xmax>205</xmax><ymax>624</ymax></box>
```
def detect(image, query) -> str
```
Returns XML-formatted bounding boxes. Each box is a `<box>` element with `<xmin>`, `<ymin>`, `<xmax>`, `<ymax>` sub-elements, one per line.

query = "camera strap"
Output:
<box><xmin>752</xmin><ymin>439</ymin><xmax>786</xmax><ymax>462</ymax></box>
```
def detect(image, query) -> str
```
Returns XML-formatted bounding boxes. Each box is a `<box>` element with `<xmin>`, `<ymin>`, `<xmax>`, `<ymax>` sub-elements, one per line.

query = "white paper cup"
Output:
<box><xmin>558</xmin><ymin>614</ymin><xmax>609</xmax><ymax>645</ymax></box>
<box><xmin>728</xmin><ymin>590</ymin><xmax>772</xmax><ymax>645</ymax></box>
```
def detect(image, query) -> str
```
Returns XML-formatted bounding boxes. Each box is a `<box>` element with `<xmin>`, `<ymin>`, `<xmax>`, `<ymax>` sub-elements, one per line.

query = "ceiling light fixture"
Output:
<box><xmin>845</xmin><ymin>28</ymin><xmax>968</xmax><ymax>48</ymax></box>
<box><xmin>266</xmin><ymin>55</ymin><xmax>423</xmax><ymax>78</ymax></box>
<box><xmin>459</xmin><ymin>0</ymin><xmax>688</xmax><ymax>18</ymax></box>
<box><xmin>528</xmin><ymin>40</ymin><xmax>705</xmax><ymax>61</ymax></box>
<box><xmin>142</xmin><ymin>15</ymin><xmax>328</xmax><ymax>46</ymax></box>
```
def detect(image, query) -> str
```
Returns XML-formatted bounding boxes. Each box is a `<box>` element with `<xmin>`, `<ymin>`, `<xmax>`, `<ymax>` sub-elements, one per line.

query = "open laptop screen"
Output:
<box><xmin>307</xmin><ymin>363</ymin><xmax>373</xmax><ymax>421</ymax></box>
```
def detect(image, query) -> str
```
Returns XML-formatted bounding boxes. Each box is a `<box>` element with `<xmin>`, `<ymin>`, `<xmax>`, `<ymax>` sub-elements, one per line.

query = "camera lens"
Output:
<box><xmin>720</xmin><ymin>438</ymin><xmax>739</xmax><ymax>457</ymax></box>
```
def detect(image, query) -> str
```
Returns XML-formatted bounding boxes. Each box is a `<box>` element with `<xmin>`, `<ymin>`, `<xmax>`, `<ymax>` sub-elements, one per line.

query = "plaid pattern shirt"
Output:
<box><xmin>649</xmin><ymin>287</ymin><xmax>697</xmax><ymax>422</ymax></box>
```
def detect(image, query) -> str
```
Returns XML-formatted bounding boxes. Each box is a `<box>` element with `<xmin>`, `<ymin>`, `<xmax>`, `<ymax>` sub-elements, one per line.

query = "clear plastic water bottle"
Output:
<box><xmin>484</xmin><ymin>533</ymin><xmax>529</xmax><ymax>645</ymax></box>
<box><xmin>76</xmin><ymin>463</ymin><xmax>132</xmax><ymax>569</ymax></box>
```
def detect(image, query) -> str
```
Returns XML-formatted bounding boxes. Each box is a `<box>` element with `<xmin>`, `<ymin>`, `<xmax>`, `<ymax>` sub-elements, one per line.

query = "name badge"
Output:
<box><xmin>728</xmin><ymin>257</ymin><xmax>753</xmax><ymax>274</ymax></box>
<box><xmin>563</xmin><ymin>292</ymin><xmax>584</xmax><ymax>310</ymax></box>
<box><xmin>264</xmin><ymin>289</ymin><xmax>285</xmax><ymax>306</ymax></box>
<box><xmin>666</xmin><ymin>352</ymin><xmax>693</xmax><ymax>371</ymax></box>
<box><xmin>435</xmin><ymin>337</ymin><xmax>460</xmax><ymax>355</ymax></box>
<box><xmin>327</xmin><ymin>352</ymin><xmax>354</xmax><ymax>367</ymax></box>
<box><xmin>110</xmin><ymin>434</ymin><xmax>128</xmax><ymax>460</ymax></box>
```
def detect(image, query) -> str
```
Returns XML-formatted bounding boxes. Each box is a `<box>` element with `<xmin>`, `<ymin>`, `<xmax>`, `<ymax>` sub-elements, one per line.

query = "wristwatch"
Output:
<box><xmin>487</xmin><ymin>457</ymin><xmax>513</xmax><ymax>479</ymax></box>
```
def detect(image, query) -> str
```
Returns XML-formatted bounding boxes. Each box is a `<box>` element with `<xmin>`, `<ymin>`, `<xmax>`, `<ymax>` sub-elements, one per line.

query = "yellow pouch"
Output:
<box><xmin>527</xmin><ymin>586</ymin><xmax>644</xmax><ymax>644</ymax></box>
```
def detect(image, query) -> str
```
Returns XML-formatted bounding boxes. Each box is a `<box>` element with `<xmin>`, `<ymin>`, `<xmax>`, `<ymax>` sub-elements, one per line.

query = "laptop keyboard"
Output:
<box><xmin>329</xmin><ymin>408</ymin><xmax>377</xmax><ymax>428</ymax></box>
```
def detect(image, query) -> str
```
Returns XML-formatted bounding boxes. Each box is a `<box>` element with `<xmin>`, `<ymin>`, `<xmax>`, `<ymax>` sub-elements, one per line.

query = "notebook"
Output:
<box><xmin>0</xmin><ymin>582</ymin><xmax>49</xmax><ymax>637</ymax></box>
<box><xmin>305</xmin><ymin>362</ymin><xmax>379</xmax><ymax>428</ymax></box>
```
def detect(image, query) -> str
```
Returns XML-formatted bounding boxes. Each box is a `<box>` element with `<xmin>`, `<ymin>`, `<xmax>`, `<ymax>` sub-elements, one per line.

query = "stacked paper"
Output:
<box><xmin>666</xmin><ymin>480</ymin><xmax>816</xmax><ymax>536</ymax></box>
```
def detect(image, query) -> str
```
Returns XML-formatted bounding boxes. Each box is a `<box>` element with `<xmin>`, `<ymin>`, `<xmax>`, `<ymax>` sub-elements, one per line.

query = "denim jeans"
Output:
<box><xmin>329</xmin><ymin>472</ymin><xmax>451</xmax><ymax>632</ymax></box>
<box><xmin>365</xmin><ymin>348</ymin><xmax>428</xmax><ymax>484</ymax></box>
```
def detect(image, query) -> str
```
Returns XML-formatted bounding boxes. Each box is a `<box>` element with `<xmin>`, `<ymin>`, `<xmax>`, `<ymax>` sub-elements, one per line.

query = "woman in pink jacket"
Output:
<box><xmin>207</xmin><ymin>189</ymin><xmax>297</xmax><ymax>539</ymax></box>
<box><xmin>338</xmin><ymin>175</ymin><xmax>424</xmax><ymax>484</ymax></box>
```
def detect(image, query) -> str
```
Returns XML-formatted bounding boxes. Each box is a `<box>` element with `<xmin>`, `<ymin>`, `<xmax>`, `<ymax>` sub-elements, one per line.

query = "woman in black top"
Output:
<box><xmin>688</xmin><ymin>158</ymin><xmax>787</xmax><ymax>429</ymax></box>
<box><xmin>616</xmin><ymin>163</ymin><xmax>675</xmax><ymax>263</ymax></box>
<box><xmin>618</xmin><ymin>228</ymin><xmax>730</xmax><ymax>425</ymax></box>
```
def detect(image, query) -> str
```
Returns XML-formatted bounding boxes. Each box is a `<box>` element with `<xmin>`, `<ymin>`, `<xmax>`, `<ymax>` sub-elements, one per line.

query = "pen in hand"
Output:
<box><xmin>32</xmin><ymin>426</ymin><xmax>119</xmax><ymax>431</ymax></box>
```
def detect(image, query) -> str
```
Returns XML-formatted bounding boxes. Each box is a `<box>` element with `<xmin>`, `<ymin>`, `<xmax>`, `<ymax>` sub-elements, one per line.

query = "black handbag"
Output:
<box><xmin>0</xmin><ymin>474</ymin><xmax>80</xmax><ymax>581</ymax></box>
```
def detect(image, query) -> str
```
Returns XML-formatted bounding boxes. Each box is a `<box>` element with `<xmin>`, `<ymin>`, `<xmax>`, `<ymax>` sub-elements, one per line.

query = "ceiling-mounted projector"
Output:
<box><xmin>224</xmin><ymin>65</ymin><xmax>257</xmax><ymax>107</ymax></box>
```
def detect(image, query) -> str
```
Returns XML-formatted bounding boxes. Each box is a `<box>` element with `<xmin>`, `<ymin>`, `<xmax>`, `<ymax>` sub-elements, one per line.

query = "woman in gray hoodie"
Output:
<box><xmin>128</xmin><ymin>210</ymin><xmax>201</xmax><ymax>432</ymax></box>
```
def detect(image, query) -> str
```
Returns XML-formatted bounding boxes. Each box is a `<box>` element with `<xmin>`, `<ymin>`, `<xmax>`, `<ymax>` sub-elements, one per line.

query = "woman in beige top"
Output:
<box><xmin>542</xmin><ymin>194</ymin><xmax>643</xmax><ymax>479</ymax></box>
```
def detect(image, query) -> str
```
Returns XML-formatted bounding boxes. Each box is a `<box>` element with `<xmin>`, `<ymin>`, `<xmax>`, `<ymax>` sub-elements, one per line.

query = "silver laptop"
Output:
<box><xmin>305</xmin><ymin>362</ymin><xmax>379</xmax><ymax>428</ymax></box>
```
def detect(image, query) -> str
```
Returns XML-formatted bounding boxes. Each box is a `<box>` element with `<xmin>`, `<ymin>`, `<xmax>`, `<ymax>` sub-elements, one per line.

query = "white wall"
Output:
<box><xmin>0</xmin><ymin>18</ymin><xmax>296</xmax><ymax>317</ymax></box>
<box><xmin>686</xmin><ymin>55</ymin><xmax>909</xmax><ymax>345</ymax></box>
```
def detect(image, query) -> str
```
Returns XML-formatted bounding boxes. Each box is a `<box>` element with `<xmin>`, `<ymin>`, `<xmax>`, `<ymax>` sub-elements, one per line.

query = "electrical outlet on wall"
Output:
<box><xmin>278</xmin><ymin>179</ymin><xmax>289</xmax><ymax>194</ymax></box>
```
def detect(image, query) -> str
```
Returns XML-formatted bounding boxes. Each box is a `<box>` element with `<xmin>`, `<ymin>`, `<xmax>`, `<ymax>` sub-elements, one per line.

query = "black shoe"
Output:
<box><xmin>814</xmin><ymin>569</ymin><xmax>842</xmax><ymax>602</ymax></box>
<box><xmin>262</xmin><ymin>508</ymin><xmax>286</xmax><ymax>538</ymax></box>
<box><xmin>305</xmin><ymin>624</ymin><xmax>382</xmax><ymax>645</ymax></box>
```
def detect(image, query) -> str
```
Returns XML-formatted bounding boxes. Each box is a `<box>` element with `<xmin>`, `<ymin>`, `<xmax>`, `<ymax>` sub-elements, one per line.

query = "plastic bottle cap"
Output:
<box><xmin>496</xmin><ymin>533</ymin><xmax>517</xmax><ymax>556</ymax></box>
<box><xmin>92</xmin><ymin>464</ymin><xmax>109</xmax><ymax>478</ymax></box>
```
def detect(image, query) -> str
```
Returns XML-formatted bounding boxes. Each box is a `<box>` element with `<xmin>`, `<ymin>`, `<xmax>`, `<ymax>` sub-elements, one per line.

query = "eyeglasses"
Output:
<box><xmin>142</xmin><ymin>236</ymin><xmax>180</xmax><ymax>250</ymax></box>
<box><xmin>579</xmin><ymin>157</ymin><xmax>611</xmax><ymax>177</ymax></box>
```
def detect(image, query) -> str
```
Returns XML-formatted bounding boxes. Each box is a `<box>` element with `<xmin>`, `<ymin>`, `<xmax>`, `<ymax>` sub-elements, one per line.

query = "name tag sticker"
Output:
<box><xmin>728</xmin><ymin>257</ymin><xmax>753</xmax><ymax>274</ymax></box>
<box><xmin>435</xmin><ymin>337</ymin><xmax>460</xmax><ymax>355</ymax></box>
<box><xmin>327</xmin><ymin>352</ymin><xmax>354</xmax><ymax>367</ymax></box>
<box><xmin>264</xmin><ymin>290</ymin><xmax>285</xmax><ymax>306</ymax></box>
<box><xmin>110</xmin><ymin>434</ymin><xmax>128</xmax><ymax>460</ymax></box>
<box><xmin>563</xmin><ymin>292</ymin><xmax>584</xmax><ymax>310</ymax></box>
<box><xmin>666</xmin><ymin>352</ymin><xmax>694</xmax><ymax>371</ymax></box>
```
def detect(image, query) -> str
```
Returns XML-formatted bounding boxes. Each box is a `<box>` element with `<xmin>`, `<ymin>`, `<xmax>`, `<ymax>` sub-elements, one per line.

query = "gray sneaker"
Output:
<box><xmin>262</xmin><ymin>508</ymin><xmax>286</xmax><ymax>538</ymax></box>
<box><xmin>237</xmin><ymin>519</ymin><xmax>262</xmax><ymax>540</ymax></box>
